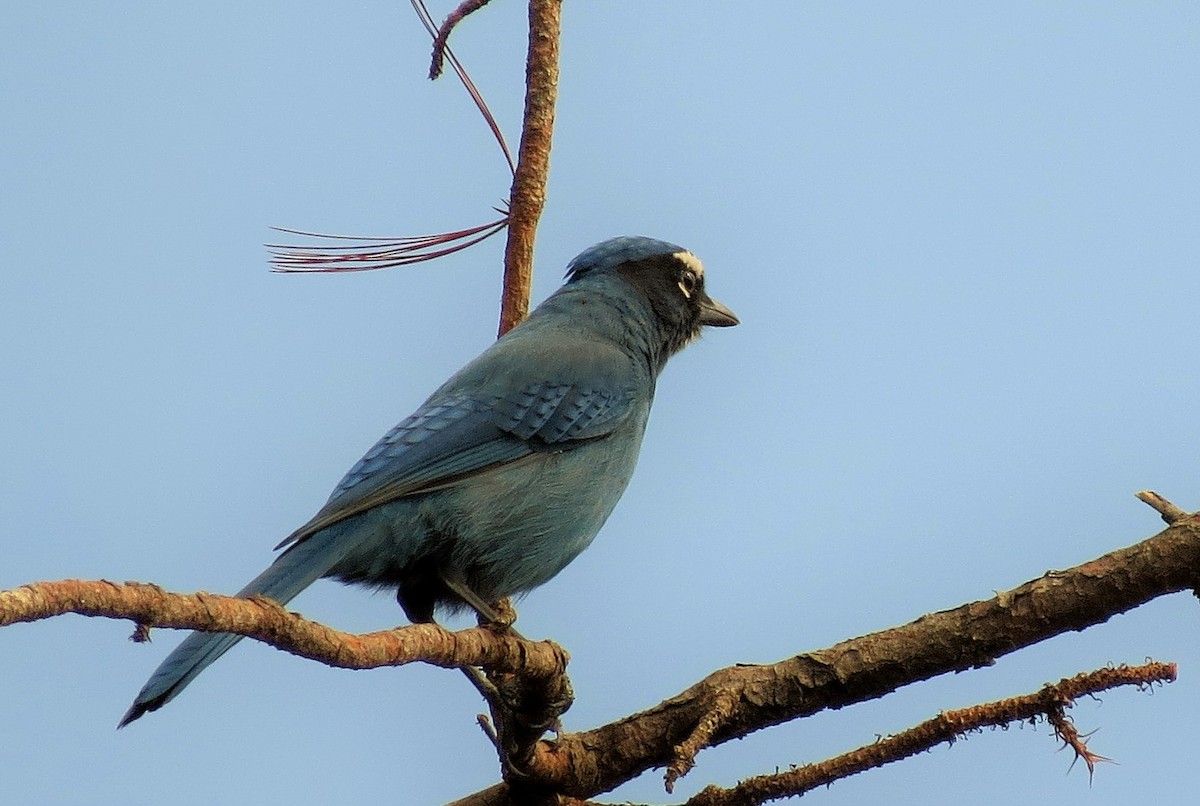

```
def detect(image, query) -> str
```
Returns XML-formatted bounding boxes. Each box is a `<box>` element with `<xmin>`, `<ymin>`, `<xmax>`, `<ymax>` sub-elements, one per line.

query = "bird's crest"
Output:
<box><xmin>565</xmin><ymin>236</ymin><xmax>691</xmax><ymax>283</ymax></box>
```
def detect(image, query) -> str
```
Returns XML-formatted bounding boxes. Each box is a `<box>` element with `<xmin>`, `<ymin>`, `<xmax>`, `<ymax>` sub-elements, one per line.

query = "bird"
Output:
<box><xmin>119</xmin><ymin>235</ymin><xmax>738</xmax><ymax>726</ymax></box>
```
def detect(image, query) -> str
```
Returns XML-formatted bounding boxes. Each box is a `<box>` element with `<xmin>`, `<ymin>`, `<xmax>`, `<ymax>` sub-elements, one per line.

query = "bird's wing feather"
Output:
<box><xmin>491</xmin><ymin>381</ymin><xmax>633</xmax><ymax>442</ymax></box>
<box><xmin>276</xmin><ymin>378</ymin><xmax>636</xmax><ymax>550</ymax></box>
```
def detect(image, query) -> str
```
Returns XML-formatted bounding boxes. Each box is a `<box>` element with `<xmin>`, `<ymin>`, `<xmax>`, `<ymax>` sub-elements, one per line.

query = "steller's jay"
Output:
<box><xmin>120</xmin><ymin>235</ymin><xmax>738</xmax><ymax>726</ymax></box>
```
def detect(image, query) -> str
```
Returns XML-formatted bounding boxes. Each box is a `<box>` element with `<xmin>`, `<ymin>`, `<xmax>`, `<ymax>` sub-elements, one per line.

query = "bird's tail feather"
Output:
<box><xmin>118</xmin><ymin>527</ymin><xmax>350</xmax><ymax>727</ymax></box>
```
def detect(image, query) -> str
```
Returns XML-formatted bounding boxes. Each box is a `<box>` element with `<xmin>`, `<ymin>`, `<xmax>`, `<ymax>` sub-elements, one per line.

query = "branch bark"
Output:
<box><xmin>449</xmin><ymin>504</ymin><xmax>1200</xmax><ymax>802</ymax></box>
<box><xmin>0</xmin><ymin>580</ymin><xmax>567</xmax><ymax>678</ymax></box>
<box><xmin>498</xmin><ymin>0</ymin><xmax>561</xmax><ymax>336</ymax></box>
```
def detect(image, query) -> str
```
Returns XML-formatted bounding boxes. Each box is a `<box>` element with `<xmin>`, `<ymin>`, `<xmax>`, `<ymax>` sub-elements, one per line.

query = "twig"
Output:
<box><xmin>429</xmin><ymin>0</ymin><xmax>495</xmax><ymax>81</ymax></box>
<box><xmin>1136</xmin><ymin>490</ymin><xmax>1189</xmax><ymax>525</ymax></box>
<box><xmin>685</xmin><ymin>663</ymin><xmax>1174</xmax><ymax>806</ymax></box>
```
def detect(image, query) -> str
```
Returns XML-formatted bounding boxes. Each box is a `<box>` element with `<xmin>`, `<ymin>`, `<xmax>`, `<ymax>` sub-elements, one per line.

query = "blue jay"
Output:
<box><xmin>120</xmin><ymin>236</ymin><xmax>737</xmax><ymax>726</ymax></box>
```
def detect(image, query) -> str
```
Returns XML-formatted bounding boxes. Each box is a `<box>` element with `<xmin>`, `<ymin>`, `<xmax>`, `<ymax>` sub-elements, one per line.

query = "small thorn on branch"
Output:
<box><xmin>1048</xmin><ymin>706</ymin><xmax>1112</xmax><ymax>782</ymax></box>
<box><xmin>1135</xmin><ymin>490</ymin><xmax>1189</xmax><ymax>525</ymax></box>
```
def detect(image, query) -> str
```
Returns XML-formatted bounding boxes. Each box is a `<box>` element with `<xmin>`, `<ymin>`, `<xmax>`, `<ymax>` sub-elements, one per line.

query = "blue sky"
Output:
<box><xmin>3</xmin><ymin>3</ymin><xmax>1199</xmax><ymax>804</ymax></box>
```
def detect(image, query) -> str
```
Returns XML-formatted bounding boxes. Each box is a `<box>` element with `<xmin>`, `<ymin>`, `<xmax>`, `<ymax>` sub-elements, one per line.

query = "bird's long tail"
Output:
<box><xmin>118</xmin><ymin>526</ymin><xmax>351</xmax><ymax>727</ymax></box>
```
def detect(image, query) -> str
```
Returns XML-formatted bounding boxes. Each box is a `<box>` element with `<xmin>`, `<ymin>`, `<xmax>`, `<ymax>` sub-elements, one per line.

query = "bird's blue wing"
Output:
<box><xmin>491</xmin><ymin>381</ymin><xmax>632</xmax><ymax>443</ymax></box>
<box><xmin>276</xmin><ymin>380</ymin><xmax>636</xmax><ymax>550</ymax></box>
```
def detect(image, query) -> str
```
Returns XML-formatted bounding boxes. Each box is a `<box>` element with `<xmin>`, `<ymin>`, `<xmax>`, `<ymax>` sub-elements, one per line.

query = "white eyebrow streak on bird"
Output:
<box><xmin>673</xmin><ymin>250</ymin><xmax>705</xmax><ymax>278</ymax></box>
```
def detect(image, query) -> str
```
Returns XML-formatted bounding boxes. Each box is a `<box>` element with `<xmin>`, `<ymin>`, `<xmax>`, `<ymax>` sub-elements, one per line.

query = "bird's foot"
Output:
<box><xmin>480</xmin><ymin>596</ymin><xmax>519</xmax><ymax>631</ymax></box>
<box><xmin>437</xmin><ymin>575</ymin><xmax>521</xmax><ymax>634</ymax></box>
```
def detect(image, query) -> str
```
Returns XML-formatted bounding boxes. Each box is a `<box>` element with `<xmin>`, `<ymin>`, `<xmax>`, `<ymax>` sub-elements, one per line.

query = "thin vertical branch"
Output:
<box><xmin>498</xmin><ymin>0</ymin><xmax>562</xmax><ymax>336</ymax></box>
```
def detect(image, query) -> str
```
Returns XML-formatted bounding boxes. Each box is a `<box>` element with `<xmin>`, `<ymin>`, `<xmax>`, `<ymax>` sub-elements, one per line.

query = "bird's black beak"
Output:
<box><xmin>698</xmin><ymin>294</ymin><xmax>739</xmax><ymax>327</ymax></box>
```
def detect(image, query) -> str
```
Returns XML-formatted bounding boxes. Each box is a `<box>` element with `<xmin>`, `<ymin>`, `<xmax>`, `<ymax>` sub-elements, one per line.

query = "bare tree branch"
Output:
<box><xmin>447</xmin><ymin>500</ymin><xmax>1198</xmax><ymax>802</ymax></box>
<box><xmin>498</xmin><ymin>0</ymin><xmax>561</xmax><ymax>336</ymax></box>
<box><xmin>2</xmin><ymin>493</ymin><xmax>1193</xmax><ymax>806</ymax></box>
<box><xmin>0</xmin><ymin>579</ymin><xmax>567</xmax><ymax>678</ymax></box>
<box><xmin>684</xmin><ymin>662</ymin><xmax>1174</xmax><ymax>806</ymax></box>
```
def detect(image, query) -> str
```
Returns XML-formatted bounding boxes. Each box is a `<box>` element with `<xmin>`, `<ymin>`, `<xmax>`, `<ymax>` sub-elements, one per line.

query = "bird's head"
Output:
<box><xmin>565</xmin><ymin>236</ymin><xmax>739</xmax><ymax>358</ymax></box>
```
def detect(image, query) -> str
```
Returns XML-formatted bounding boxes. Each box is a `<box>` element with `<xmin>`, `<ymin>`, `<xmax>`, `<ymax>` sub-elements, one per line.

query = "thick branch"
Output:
<box><xmin>461</xmin><ymin>509</ymin><xmax>1200</xmax><ymax>801</ymax></box>
<box><xmin>498</xmin><ymin>0</ymin><xmax>561</xmax><ymax>336</ymax></box>
<box><xmin>0</xmin><ymin>579</ymin><xmax>567</xmax><ymax>677</ymax></box>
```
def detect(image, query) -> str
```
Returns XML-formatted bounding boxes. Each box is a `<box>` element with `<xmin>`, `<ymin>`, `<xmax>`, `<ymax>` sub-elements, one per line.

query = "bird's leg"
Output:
<box><xmin>437</xmin><ymin>573</ymin><xmax>520</xmax><ymax>633</ymax></box>
<box><xmin>436</xmin><ymin>572</ymin><xmax>523</xmax><ymax>708</ymax></box>
<box><xmin>434</xmin><ymin>573</ymin><xmax>546</xmax><ymax>778</ymax></box>
<box><xmin>434</xmin><ymin>570</ymin><xmax>518</xmax><ymax>695</ymax></box>
<box><xmin>394</xmin><ymin>574</ymin><xmax>516</xmax><ymax>733</ymax></box>
<box><xmin>459</xmin><ymin>668</ymin><xmax>505</xmax><ymax>718</ymax></box>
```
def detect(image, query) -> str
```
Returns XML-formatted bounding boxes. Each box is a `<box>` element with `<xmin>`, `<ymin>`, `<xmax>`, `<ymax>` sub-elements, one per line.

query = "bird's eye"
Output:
<box><xmin>678</xmin><ymin>270</ymin><xmax>698</xmax><ymax>299</ymax></box>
